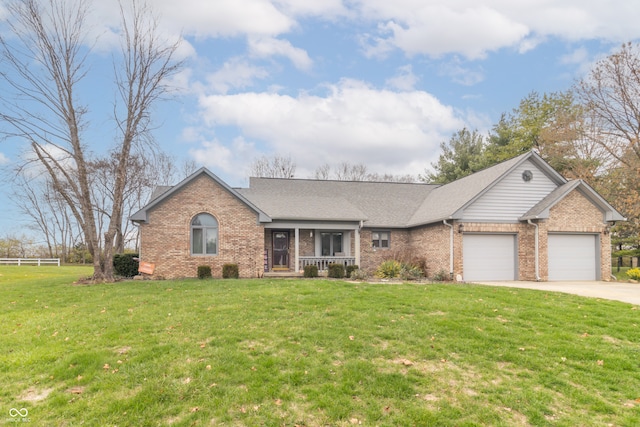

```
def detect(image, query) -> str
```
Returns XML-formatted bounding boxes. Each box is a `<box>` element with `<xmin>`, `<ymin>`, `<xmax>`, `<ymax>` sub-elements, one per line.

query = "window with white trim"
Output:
<box><xmin>372</xmin><ymin>231</ymin><xmax>390</xmax><ymax>248</ymax></box>
<box><xmin>191</xmin><ymin>213</ymin><xmax>218</xmax><ymax>255</ymax></box>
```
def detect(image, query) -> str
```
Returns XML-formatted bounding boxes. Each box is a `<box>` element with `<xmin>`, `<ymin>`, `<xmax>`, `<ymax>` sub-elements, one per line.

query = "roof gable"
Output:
<box><xmin>130</xmin><ymin>168</ymin><xmax>272</xmax><ymax>223</ymax></box>
<box><xmin>408</xmin><ymin>151</ymin><xmax>565</xmax><ymax>226</ymax></box>
<box><xmin>460</xmin><ymin>158</ymin><xmax>561</xmax><ymax>222</ymax></box>
<box><xmin>520</xmin><ymin>179</ymin><xmax>626</xmax><ymax>222</ymax></box>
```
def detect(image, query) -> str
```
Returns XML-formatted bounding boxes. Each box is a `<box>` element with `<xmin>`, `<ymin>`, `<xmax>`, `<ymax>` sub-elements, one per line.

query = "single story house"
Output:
<box><xmin>130</xmin><ymin>151</ymin><xmax>625</xmax><ymax>281</ymax></box>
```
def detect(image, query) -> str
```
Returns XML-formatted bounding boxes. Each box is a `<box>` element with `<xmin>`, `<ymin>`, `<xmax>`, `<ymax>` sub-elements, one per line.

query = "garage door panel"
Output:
<box><xmin>463</xmin><ymin>234</ymin><xmax>516</xmax><ymax>281</ymax></box>
<box><xmin>548</xmin><ymin>234</ymin><xmax>597</xmax><ymax>281</ymax></box>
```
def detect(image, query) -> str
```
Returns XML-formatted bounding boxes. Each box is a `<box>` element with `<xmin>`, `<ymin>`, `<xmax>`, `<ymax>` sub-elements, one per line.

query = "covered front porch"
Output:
<box><xmin>263</xmin><ymin>221</ymin><xmax>361</xmax><ymax>273</ymax></box>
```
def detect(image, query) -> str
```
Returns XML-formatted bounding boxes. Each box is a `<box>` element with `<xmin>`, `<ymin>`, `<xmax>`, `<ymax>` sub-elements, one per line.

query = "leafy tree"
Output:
<box><xmin>421</xmin><ymin>128</ymin><xmax>487</xmax><ymax>184</ymax></box>
<box><xmin>0</xmin><ymin>0</ymin><xmax>182</xmax><ymax>281</ymax></box>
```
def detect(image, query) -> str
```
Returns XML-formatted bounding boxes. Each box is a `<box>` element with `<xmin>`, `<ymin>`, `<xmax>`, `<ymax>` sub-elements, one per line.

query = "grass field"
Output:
<box><xmin>1</xmin><ymin>266</ymin><xmax>640</xmax><ymax>426</ymax></box>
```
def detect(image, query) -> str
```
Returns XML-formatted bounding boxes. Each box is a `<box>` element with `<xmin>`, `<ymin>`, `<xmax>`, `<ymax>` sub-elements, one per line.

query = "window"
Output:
<box><xmin>372</xmin><ymin>231</ymin><xmax>390</xmax><ymax>248</ymax></box>
<box><xmin>321</xmin><ymin>232</ymin><xmax>343</xmax><ymax>256</ymax></box>
<box><xmin>191</xmin><ymin>213</ymin><xmax>218</xmax><ymax>255</ymax></box>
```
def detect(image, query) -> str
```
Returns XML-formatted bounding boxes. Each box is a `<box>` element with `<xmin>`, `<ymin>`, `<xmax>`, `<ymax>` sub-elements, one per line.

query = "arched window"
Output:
<box><xmin>191</xmin><ymin>213</ymin><xmax>218</xmax><ymax>255</ymax></box>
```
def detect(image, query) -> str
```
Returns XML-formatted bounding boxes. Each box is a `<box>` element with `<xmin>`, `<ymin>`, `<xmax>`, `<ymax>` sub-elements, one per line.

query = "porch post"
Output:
<box><xmin>294</xmin><ymin>227</ymin><xmax>300</xmax><ymax>273</ymax></box>
<box><xmin>355</xmin><ymin>227</ymin><xmax>361</xmax><ymax>267</ymax></box>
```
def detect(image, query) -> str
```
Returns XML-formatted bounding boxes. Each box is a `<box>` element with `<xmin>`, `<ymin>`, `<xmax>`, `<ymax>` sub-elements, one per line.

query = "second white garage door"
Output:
<box><xmin>548</xmin><ymin>234</ymin><xmax>598</xmax><ymax>281</ymax></box>
<box><xmin>463</xmin><ymin>234</ymin><xmax>517</xmax><ymax>281</ymax></box>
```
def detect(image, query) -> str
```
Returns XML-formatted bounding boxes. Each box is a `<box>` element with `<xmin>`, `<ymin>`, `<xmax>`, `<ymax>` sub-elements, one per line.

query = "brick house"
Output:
<box><xmin>130</xmin><ymin>151</ymin><xmax>624</xmax><ymax>281</ymax></box>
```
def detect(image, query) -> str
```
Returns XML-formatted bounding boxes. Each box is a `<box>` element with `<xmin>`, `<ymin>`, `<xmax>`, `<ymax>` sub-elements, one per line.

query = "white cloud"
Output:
<box><xmin>206</xmin><ymin>58</ymin><xmax>269</xmax><ymax>94</ymax></box>
<box><xmin>248</xmin><ymin>37</ymin><xmax>313</xmax><ymax>71</ymax></box>
<box><xmin>155</xmin><ymin>0</ymin><xmax>294</xmax><ymax>38</ymax></box>
<box><xmin>195</xmin><ymin>79</ymin><xmax>470</xmax><ymax>178</ymax></box>
<box><xmin>0</xmin><ymin>152</ymin><xmax>9</xmax><ymax>165</ymax></box>
<box><xmin>560</xmin><ymin>47</ymin><xmax>589</xmax><ymax>65</ymax></box>
<box><xmin>385</xmin><ymin>65</ymin><xmax>419</xmax><ymax>91</ymax></box>
<box><xmin>360</xmin><ymin>4</ymin><xmax>530</xmax><ymax>60</ymax></box>
<box><xmin>188</xmin><ymin>136</ymin><xmax>257</xmax><ymax>182</ymax></box>
<box><xmin>82</xmin><ymin>0</ymin><xmax>640</xmax><ymax>75</ymax></box>
<box><xmin>439</xmin><ymin>59</ymin><xmax>484</xmax><ymax>86</ymax></box>
<box><xmin>356</xmin><ymin>1</ymin><xmax>640</xmax><ymax>59</ymax></box>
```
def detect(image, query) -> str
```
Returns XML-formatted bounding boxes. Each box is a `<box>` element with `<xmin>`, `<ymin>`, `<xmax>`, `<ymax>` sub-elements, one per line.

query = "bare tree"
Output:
<box><xmin>249</xmin><ymin>154</ymin><xmax>296</xmax><ymax>178</ymax></box>
<box><xmin>576</xmin><ymin>42</ymin><xmax>640</xmax><ymax>166</ymax></box>
<box><xmin>0</xmin><ymin>0</ymin><xmax>182</xmax><ymax>281</ymax></box>
<box><xmin>334</xmin><ymin>162</ymin><xmax>368</xmax><ymax>181</ymax></box>
<box><xmin>314</xmin><ymin>162</ymin><xmax>416</xmax><ymax>182</ymax></box>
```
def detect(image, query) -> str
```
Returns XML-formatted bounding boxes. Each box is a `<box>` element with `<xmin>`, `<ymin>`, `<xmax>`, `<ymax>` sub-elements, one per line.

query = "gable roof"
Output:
<box><xmin>238</xmin><ymin>178</ymin><xmax>437</xmax><ymax>227</ymax></box>
<box><xmin>131</xmin><ymin>151</ymin><xmax>625</xmax><ymax>228</ymax></box>
<box><xmin>130</xmin><ymin>168</ymin><xmax>272</xmax><ymax>223</ymax></box>
<box><xmin>520</xmin><ymin>179</ymin><xmax>626</xmax><ymax>222</ymax></box>
<box><xmin>407</xmin><ymin>151</ymin><xmax>567</xmax><ymax>226</ymax></box>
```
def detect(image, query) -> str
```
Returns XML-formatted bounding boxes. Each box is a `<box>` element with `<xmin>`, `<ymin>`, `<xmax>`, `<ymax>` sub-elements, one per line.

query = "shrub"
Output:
<box><xmin>222</xmin><ymin>263</ymin><xmax>239</xmax><ymax>279</ymax></box>
<box><xmin>113</xmin><ymin>253</ymin><xmax>139</xmax><ymax>278</ymax></box>
<box><xmin>626</xmin><ymin>267</ymin><xmax>640</xmax><ymax>280</ymax></box>
<box><xmin>432</xmin><ymin>269</ymin><xmax>450</xmax><ymax>282</ymax></box>
<box><xmin>197</xmin><ymin>265</ymin><xmax>212</xmax><ymax>279</ymax></box>
<box><xmin>400</xmin><ymin>264</ymin><xmax>423</xmax><ymax>280</ymax></box>
<box><xmin>346</xmin><ymin>265</ymin><xmax>359</xmax><ymax>278</ymax></box>
<box><xmin>304</xmin><ymin>265</ymin><xmax>319</xmax><ymax>278</ymax></box>
<box><xmin>328</xmin><ymin>263</ymin><xmax>345</xmax><ymax>278</ymax></box>
<box><xmin>350</xmin><ymin>268</ymin><xmax>368</xmax><ymax>280</ymax></box>
<box><xmin>375</xmin><ymin>259</ymin><xmax>402</xmax><ymax>278</ymax></box>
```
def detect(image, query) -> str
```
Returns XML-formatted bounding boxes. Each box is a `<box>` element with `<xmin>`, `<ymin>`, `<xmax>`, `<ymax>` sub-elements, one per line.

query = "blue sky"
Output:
<box><xmin>1</xmin><ymin>0</ymin><xmax>640</xmax><ymax>238</ymax></box>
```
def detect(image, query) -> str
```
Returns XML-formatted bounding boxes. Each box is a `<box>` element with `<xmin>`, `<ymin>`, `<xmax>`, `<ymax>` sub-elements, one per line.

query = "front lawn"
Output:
<box><xmin>1</xmin><ymin>272</ymin><xmax>639</xmax><ymax>426</ymax></box>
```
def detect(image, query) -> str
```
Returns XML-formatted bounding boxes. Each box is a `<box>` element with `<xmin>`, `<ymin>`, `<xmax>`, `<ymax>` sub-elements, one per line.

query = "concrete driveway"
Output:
<box><xmin>475</xmin><ymin>281</ymin><xmax>640</xmax><ymax>305</ymax></box>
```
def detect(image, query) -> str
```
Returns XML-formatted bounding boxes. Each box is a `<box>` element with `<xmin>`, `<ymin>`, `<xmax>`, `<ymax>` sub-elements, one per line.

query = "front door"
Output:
<box><xmin>272</xmin><ymin>231</ymin><xmax>289</xmax><ymax>270</ymax></box>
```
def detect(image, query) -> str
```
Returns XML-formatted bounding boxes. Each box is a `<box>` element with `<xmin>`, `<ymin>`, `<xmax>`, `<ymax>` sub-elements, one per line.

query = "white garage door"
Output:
<box><xmin>548</xmin><ymin>234</ymin><xmax>598</xmax><ymax>281</ymax></box>
<box><xmin>463</xmin><ymin>234</ymin><xmax>517</xmax><ymax>281</ymax></box>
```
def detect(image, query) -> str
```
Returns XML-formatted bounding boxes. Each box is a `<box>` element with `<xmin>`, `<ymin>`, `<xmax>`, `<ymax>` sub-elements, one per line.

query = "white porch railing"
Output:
<box><xmin>299</xmin><ymin>256</ymin><xmax>356</xmax><ymax>271</ymax></box>
<box><xmin>0</xmin><ymin>258</ymin><xmax>61</xmax><ymax>266</ymax></box>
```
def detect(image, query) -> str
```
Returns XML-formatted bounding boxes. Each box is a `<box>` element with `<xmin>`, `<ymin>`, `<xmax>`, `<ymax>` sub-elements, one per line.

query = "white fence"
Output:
<box><xmin>299</xmin><ymin>256</ymin><xmax>356</xmax><ymax>271</ymax></box>
<box><xmin>0</xmin><ymin>258</ymin><xmax>61</xmax><ymax>266</ymax></box>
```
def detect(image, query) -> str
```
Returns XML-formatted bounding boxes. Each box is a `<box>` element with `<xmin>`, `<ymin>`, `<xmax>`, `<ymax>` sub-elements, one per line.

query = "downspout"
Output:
<box><xmin>443</xmin><ymin>220</ymin><xmax>454</xmax><ymax>281</ymax></box>
<box><xmin>527</xmin><ymin>219</ymin><xmax>541</xmax><ymax>281</ymax></box>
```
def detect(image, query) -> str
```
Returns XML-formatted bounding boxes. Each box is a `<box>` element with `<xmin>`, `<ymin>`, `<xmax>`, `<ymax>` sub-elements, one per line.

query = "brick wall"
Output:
<box><xmin>139</xmin><ymin>174</ymin><xmax>265</xmax><ymax>279</ymax></box>
<box><xmin>139</xmin><ymin>176</ymin><xmax>611</xmax><ymax>282</ymax></box>
<box><xmin>359</xmin><ymin>229</ymin><xmax>410</xmax><ymax>273</ymax></box>
<box><xmin>408</xmin><ymin>223</ymin><xmax>451</xmax><ymax>279</ymax></box>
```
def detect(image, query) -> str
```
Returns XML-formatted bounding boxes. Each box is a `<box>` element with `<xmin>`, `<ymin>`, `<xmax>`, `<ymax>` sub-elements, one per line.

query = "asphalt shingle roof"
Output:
<box><xmin>238</xmin><ymin>178</ymin><xmax>437</xmax><ymax>227</ymax></box>
<box><xmin>132</xmin><ymin>151</ymin><xmax>624</xmax><ymax>227</ymax></box>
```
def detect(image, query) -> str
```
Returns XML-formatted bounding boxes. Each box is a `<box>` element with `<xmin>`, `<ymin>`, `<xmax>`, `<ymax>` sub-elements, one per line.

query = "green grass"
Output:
<box><xmin>612</xmin><ymin>266</ymin><xmax>631</xmax><ymax>281</ymax></box>
<box><xmin>2</xmin><ymin>268</ymin><xmax>640</xmax><ymax>426</ymax></box>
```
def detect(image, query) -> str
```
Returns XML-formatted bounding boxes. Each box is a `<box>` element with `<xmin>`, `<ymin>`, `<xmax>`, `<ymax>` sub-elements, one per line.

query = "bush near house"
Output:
<box><xmin>113</xmin><ymin>253</ymin><xmax>139</xmax><ymax>278</ymax></box>
<box><xmin>328</xmin><ymin>263</ymin><xmax>345</xmax><ymax>278</ymax></box>
<box><xmin>376</xmin><ymin>250</ymin><xmax>427</xmax><ymax>280</ymax></box>
<box><xmin>345</xmin><ymin>264</ymin><xmax>359</xmax><ymax>278</ymax></box>
<box><xmin>197</xmin><ymin>265</ymin><xmax>212</xmax><ymax>279</ymax></box>
<box><xmin>626</xmin><ymin>267</ymin><xmax>640</xmax><ymax>281</ymax></box>
<box><xmin>349</xmin><ymin>267</ymin><xmax>368</xmax><ymax>280</ymax></box>
<box><xmin>222</xmin><ymin>263</ymin><xmax>239</xmax><ymax>279</ymax></box>
<box><xmin>375</xmin><ymin>259</ymin><xmax>402</xmax><ymax>278</ymax></box>
<box><xmin>304</xmin><ymin>265</ymin><xmax>319</xmax><ymax>278</ymax></box>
